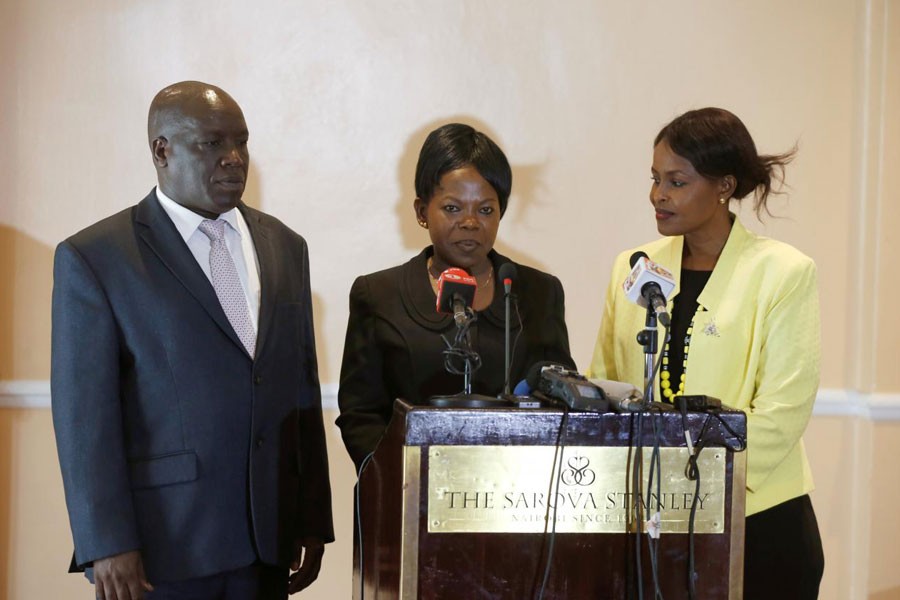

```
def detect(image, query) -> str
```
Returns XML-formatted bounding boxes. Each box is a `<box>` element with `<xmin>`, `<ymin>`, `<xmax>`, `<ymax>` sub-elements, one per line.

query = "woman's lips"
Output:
<box><xmin>655</xmin><ymin>209</ymin><xmax>674</xmax><ymax>220</ymax></box>
<box><xmin>454</xmin><ymin>240</ymin><xmax>480</xmax><ymax>251</ymax></box>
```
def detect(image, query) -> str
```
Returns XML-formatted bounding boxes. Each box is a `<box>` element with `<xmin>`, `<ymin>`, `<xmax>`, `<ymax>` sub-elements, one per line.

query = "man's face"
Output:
<box><xmin>153</xmin><ymin>91</ymin><xmax>249</xmax><ymax>217</ymax></box>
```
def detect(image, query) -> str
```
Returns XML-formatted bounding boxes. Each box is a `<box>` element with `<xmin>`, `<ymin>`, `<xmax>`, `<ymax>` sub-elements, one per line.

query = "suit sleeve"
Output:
<box><xmin>294</xmin><ymin>240</ymin><xmax>335</xmax><ymax>543</ymax></box>
<box><xmin>335</xmin><ymin>276</ymin><xmax>392</xmax><ymax>471</ymax></box>
<box><xmin>51</xmin><ymin>241</ymin><xmax>141</xmax><ymax>567</ymax></box>
<box><xmin>543</xmin><ymin>275</ymin><xmax>577</xmax><ymax>370</ymax></box>
<box><xmin>745</xmin><ymin>258</ymin><xmax>821</xmax><ymax>492</ymax></box>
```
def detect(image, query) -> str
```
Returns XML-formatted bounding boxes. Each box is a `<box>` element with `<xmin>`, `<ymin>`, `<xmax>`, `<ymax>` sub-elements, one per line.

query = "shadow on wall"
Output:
<box><xmin>0</xmin><ymin>225</ymin><xmax>54</xmax><ymax>592</ymax></box>
<box><xmin>870</xmin><ymin>586</ymin><xmax>900</xmax><ymax>600</ymax></box>
<box><xmin>0</xmin><ymin>411</ymin><xmax>10</xmax><ymax>593</ymax></box>
<box><xmin>0</xmin><ymin>225</ymin><xmax>54</xmax><ymax>380</ymax></box>
<box><xmin>393</xmin><ymin>117</ymin><xmax>549</xmax><ymax>272</ymax></box>
<box><xmin>311</xmin><ymin>291</ymin><xmax>330</xmax><ymax>384</ymax></box>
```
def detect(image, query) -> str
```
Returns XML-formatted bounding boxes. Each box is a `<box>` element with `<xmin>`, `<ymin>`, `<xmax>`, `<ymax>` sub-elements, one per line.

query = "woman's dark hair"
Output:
<box><xmin>654</xmin><ymin>107</ymin><xmax>796</xmax><ymax>217</ymax></box>
<box><xmin>414</xmin><ymin>123</ymin><xmax>512</xmax><ymax>216</ymax></box>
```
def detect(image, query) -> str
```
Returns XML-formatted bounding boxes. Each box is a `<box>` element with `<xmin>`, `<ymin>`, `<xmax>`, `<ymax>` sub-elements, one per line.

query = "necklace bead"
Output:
<box><xmin>660</xmin><ymin>317</ymin><xmax>693</xmax><ymax>400</ymax></box>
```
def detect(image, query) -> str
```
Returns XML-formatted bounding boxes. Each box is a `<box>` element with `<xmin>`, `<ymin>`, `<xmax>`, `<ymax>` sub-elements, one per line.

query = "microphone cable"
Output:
<box><xmin>680</xmin><ymin>405</ymin><xmax>748</xmax><ymax>600</ymax></box>
<box><xmin>644</xmin><ymin>403</ymin><xmax>667</xmax><ymax>600</ymax></box>
<box><xmin>441</xmin><ymin>308</ymin><xmax>483</xmax><ymax>378</ymax></box>
<box><xmin>354</xmin><ymin>451</ymin><xmax>376</xmax><ymax>600</ymax></box>
<box><xmin>630</xmin><ymin>322</ymin><xmax>670</xmax><ymax>600</ymax></box>
<box><xmin>535</xmin><ymin>400</ymin><xmax>570</xmax><ymax>600</ymax></box>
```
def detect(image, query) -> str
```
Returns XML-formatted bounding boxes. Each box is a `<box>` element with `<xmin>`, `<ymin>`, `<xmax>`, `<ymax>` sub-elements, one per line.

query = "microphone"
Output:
<box><xmin>498</xmin><ymin>262</ymin><xmax>517</xmax><ymax>395</ymax></box>
<box><xmin>588</xmin><ymin>378</ymin><xmax>644</xmax><ymax>412</ymax></box>
<box><xmin>623</xmin><ymin>251</ymin><xmax>675</xmax><ymax>326</ymax></box>
<box><xmin>525</xmin><ymin>360</ymin><xmax>557</xmax><ymax>393</ymax></box>
<box><xmin>499</xmin><ymin>262</ymin><xmax>516</xmax><ymax>295</ymax></box>
<box><xmin>436</xmin><ymin>267</ymin><xmax>477</xmax><ymax>326</ymax></box>
<box><xmin>525</xmin><ymin>362</ymin><xmax>609</xmax><ymax>412</ymax></box>
<box><xmin>512</xmin><ymin>378</ymin><xmax>532</xmax><ymax>395</ymax></box>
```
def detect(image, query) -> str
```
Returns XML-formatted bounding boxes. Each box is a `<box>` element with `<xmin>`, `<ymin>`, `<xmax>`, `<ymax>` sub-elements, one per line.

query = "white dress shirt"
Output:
<box><xmin>155</xmin><ymin>186</ymin><xmax>261</xmax><ymax>331</ymax></box>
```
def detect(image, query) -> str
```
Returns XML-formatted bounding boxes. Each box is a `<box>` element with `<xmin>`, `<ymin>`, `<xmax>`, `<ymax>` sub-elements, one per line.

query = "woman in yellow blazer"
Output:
<box><xmin>588</xmin><ymin>108</ymin><xmax>823</xmax><ymax>599</ymax></box>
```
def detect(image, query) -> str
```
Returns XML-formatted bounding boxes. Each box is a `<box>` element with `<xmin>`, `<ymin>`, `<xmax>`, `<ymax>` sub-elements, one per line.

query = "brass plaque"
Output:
<box><xmin>427</xmin><ymin>446</ymin><xmax>726</xmax><ymax>534</ymax></box>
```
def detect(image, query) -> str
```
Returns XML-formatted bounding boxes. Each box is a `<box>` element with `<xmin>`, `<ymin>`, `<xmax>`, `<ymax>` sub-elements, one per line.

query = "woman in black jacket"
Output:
<box><xmin>336</xmin><ymin>123</ymin><xmax>575</xmax><ymax>469</ymax></box>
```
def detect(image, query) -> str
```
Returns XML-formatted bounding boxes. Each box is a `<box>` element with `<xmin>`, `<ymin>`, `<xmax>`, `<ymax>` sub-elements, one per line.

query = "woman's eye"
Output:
<box><xmin>480</xmin><ymin>206</ymin><xmax>494</xmax><ymax>215</ymax></box>
<box><xmin>672</xmin><ymin>180</ymin><xmax>686</xmax><ymax>188</ymax></box>
<box><xmin>443</xmin><ymin>205</ymin><xmax>460</xmax><ymax>213</ymax></box>
<box><xmin>650</xmin><ymin>176</ymin><xmax>660</xmax><ymax>185</ymax></box>
<box><xmin>203</xmin><ymin>140</ymin><xmax>221</xmax><ymax>148</ymax></box>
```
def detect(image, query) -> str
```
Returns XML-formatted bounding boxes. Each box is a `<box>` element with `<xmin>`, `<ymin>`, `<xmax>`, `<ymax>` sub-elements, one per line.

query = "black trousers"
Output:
<box><xmin>145</xmin><ymin>563</ymin><xmax>289</xmax><ymax>600</ymax></box>
<box><xmin>744</xmin><ymin>494</ymin><xmax>824</xmax><ymax>600</ymax></box>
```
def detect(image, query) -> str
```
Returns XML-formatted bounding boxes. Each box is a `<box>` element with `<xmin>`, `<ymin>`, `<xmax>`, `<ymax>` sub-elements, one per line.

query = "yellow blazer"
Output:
<box><xmin>587</xmin><ymin>216</ymin><xmax>820</xmax><ymax>516</ymax></box>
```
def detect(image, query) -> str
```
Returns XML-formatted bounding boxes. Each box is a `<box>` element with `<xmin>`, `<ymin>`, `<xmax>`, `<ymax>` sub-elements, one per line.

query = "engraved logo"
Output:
<box><xmin>561</xmin><ymin>456</ymin><xmax>596</xmax><ymax>486</ymax></box>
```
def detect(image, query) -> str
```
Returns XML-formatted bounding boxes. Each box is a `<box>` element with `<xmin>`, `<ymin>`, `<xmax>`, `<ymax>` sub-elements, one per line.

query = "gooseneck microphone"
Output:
<box><xmin>435</xmin><ymin>268</ymin><xmax>477</xmax><ymax>326</ymax></box>
<box><xmin>498</xmin><ymin>262</ymin><xmax>517</xmax><ymax>395</ymax></box>
<box><xmin>623</xmin><ymin>251</ymin><xmax>675</xmax><ymax>326</ymax></box>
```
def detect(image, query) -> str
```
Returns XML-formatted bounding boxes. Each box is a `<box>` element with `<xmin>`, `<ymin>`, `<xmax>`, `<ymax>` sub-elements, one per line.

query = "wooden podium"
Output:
<box><xmin>353</xmin><ymin>400</ymin><xmax>747</xmax><ymax>599</ymax></box>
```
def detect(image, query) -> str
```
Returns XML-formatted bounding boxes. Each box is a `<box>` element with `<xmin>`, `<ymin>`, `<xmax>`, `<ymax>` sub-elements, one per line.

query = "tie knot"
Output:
<box><xmin>199</xmin><ymin>219</ymin><xmax>227</xmax><ymax>242</ymax></box>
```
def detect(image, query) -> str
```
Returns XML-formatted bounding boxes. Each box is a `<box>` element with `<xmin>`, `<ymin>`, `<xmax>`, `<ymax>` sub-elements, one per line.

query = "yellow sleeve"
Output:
<box><xmin>745</xmin><ymin>257</ymin><xmax>821</xmax><ymax>492</ymax></box>
<box><xmin>586</xmin><ymin>256</ymin><xmax>626</xmax><ymax>381</ymax></box>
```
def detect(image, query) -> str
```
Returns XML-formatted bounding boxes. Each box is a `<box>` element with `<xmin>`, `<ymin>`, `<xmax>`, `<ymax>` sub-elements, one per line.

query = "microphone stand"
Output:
<box><xmin>503</xmin><ymin>287</ymin><xmax>512</xmax><ymax>395</ymax></box>
<box><xmin>429</xmin><ymin>308</ymin><xmax>506</xmax><ymax>408</ymax></box>
<box><xmin>636</xmin><ymin>306</ymin><xmax>658</xmax><ymax>406</ymax></box>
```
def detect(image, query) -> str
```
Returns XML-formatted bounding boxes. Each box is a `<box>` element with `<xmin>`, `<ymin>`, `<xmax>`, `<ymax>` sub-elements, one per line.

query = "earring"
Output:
<box><xmin>418</xmin><ymin>220</ymin><xmax>428</xmax><ymax>229</ymax></box>
<box><xmin>719</xmin><ymin>197</ymin><xmax>727</xmax><ymax>205</ymax></box>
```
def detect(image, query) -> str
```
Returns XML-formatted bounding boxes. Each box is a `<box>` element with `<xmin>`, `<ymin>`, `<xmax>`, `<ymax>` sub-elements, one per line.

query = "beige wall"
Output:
<box><xmin>1</xmin><ymin>0</ymin><xmax>878</xmax><ymax>387</ymax></box>
<box><xmin>2</xmin><ymin>0</ymin><xmax>899</xmax><ymax>599</ymax></box>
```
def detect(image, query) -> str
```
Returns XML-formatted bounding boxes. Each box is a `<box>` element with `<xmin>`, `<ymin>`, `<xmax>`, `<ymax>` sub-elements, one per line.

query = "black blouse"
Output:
<box><xmin>662</xmin><ymin>268</ymin><xmax>712</xmax><ymax>401</ymax></box>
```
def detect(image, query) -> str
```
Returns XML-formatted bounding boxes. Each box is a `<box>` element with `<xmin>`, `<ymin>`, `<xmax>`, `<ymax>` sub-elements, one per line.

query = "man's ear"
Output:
<box><xmin>151</xmin><ymin>137</ymin><xmax>169</xmax><ymax>168</ymax></box>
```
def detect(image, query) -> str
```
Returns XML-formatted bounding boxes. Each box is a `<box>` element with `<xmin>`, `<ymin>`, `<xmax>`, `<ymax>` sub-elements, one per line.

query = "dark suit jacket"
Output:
<box><xmin>51</xmin><ymin>190</ymin><xmax>334</xmax><ymax>583</ymax></box>
<box><xmin>336</xmin><ymin>248</ymin><xmax>575</xmax><ymax>468</ymax></box>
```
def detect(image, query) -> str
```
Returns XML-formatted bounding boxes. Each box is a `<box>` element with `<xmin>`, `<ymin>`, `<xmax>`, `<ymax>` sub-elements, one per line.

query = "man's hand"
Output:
<box><xmin>94</xmin><ymin>550</ymin><xmax>154</xmax><ymax>600</ymax></box>
<box><xmin>287</xmin><ymin>537</ymin><xmax>325</xmax><ymax>594</ymax></box>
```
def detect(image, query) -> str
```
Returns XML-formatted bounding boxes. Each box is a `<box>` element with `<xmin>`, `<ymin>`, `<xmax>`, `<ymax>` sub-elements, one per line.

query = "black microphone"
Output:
<box><xmin>525</xmin><ymin>360</ymin><xmax>557</xmax><ymax>392</ymax></box>
<box><xmin>498</xmin><ymin>263</ymin><xmax>517</xmax><ymax>395</ymax></box>
<box><xmin>499</xmin><ymin>262</ymin><xmax>516</xmax><ymax>295</ymax></box>
<box><xmin>624</xmin><ymin>251</ymin><xmax>675</xmax><ymax>326</ymax></box>
<box><xmin>435</xmin><ymin>267</ymin><xmax>477</xmax><ymax>326</ymax></box>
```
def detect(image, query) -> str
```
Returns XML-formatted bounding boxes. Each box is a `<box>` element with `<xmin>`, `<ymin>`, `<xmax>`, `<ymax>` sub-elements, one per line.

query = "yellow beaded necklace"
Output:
<box><xmin>660</xmin><ymin>319</ymin><xmax>694</xmax><ymax>400</ymax></box>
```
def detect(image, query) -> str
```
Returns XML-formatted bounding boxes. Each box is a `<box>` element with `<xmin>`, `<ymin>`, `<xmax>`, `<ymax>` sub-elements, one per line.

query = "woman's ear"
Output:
<box><xmin>720</xmin><ymin>175</ymin><xmax>737</xmax><ymax>200</ymax></box>
<box><xmin>413</xmin><ymin>197</ymin><xmax>428</xmax><ymax>226</ymax></box>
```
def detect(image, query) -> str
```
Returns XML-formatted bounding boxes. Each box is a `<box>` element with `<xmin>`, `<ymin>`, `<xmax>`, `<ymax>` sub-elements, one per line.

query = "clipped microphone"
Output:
<box><xmin>623</xmin><ymin>251</ymin><xmax>675</xmax><ymax>326</ymax></box>
<box><xmin>498</xmin><ymin>262</ymin><xmax>518</xmax><ymax>394</ymax></box>
<box><xmin>436</xmin><ymin>267</ymin><xmax>477</xmax><ymax>326</ymax></box>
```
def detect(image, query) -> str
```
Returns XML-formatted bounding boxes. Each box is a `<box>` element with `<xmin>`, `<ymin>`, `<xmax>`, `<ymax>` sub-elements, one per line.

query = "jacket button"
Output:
<box><xmin>254</xmin><ymin>375</ymin><xmax>263</xmax><ymax>385</ymax></box>
<box><xmin>256</xmin><ymin>438</ymin><xmax>264</xmax><ymax>448</ymax></box>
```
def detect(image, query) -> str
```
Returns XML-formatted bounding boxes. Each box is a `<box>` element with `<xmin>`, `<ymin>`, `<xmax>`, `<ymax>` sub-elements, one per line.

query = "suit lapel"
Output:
<box><xmin>135</xmin><ymin>190</ymin><xmax>249</xmax><ymax>356</ymax></box>
<box><xmin>240</xmin><ymin>204</ymin><xmax>276</xmax><ymax>358</ymax></box>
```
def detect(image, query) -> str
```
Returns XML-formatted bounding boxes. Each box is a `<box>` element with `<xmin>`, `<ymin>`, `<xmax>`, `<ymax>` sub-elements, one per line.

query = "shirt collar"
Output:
<box><xmin>155</xmin><ymin>186</ymin><xmax>242</xmax><ymax>243</ymax></box>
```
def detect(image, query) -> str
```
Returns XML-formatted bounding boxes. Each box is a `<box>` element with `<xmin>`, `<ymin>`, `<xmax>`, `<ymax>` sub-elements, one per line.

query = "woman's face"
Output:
<box><xmin>650</xmin><ymin>141</ymin><xmax>731</xmax><ymax>239</ymax></box>
<box><xmin>415</xmin><ymin>165</ymin><xmax>501</xmax><ymax>274</ymax></box>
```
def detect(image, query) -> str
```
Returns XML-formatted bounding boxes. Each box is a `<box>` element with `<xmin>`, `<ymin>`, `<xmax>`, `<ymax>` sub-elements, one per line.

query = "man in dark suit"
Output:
<box><xmin>51</xmin><ymin>81</ymin><xmax>333</xmax><ymax>599</ymax></box>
